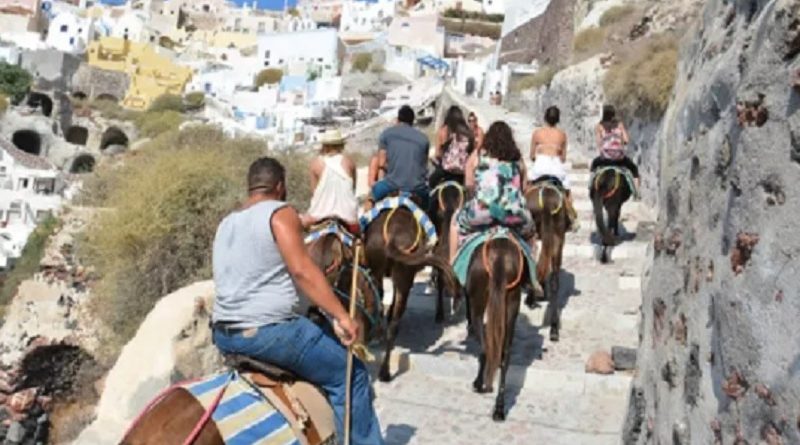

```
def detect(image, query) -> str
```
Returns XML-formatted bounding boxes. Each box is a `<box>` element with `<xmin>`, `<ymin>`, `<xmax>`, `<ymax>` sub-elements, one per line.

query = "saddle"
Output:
<box><xmin>224</xmin><ymin>355</ymin><xmax>335</xmax><ymax>445</ymax></box>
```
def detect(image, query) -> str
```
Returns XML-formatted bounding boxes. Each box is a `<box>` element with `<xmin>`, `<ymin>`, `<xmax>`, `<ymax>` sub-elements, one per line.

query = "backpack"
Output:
<box><xmin>441</xmin><ymin>132</ymin><xmax>471</xmax><ymax>174</ymax></box>
<box><xmin>600</xmin><ymin>125</ymin><xmax>625</xmax><ymax>160</ymax></box>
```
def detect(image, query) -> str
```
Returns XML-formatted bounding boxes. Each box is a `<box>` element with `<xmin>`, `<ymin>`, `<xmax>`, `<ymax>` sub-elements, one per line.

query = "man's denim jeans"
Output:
<box><xmin>371</xmin><ymin>180</ymin><xmax>430</xmax><ymax>209</ymax></box>
<box><xmin>213</xmin><ymin>317</ymin><xmax>384</xmax><ymax>445</ymax></box>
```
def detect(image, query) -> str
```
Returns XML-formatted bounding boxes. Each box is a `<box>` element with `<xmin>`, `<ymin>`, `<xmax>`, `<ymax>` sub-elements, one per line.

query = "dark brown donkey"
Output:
<box><xmin>363</xmin><ymin>207</ymin><xmax>459</xmax><ymax>382</ymax></box>
<box><xmin>430</xmin><ymin>182</ymin><xmax>465</xmax><ymax>323</ymax></box>
<box><xmin>525</xmin><ymin>181</ymin><xmax>570</xmax><ymax>341</ymax></box>
<box><xmin>591</xmin><ymin>167</ymin><xmax>633</xmax><ymax>263</ymax></box>
<box><xmin>467</xmin><ymin>236</ymin><xmax>526</xmax><ymax>421</ymax></box>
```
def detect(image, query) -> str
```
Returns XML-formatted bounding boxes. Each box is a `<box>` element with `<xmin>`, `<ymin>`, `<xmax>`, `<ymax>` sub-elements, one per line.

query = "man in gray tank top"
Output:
<box><xmin>212</xmin><ymin>157</ymin><xmax>384</xmax><ymax>444</ymax></box>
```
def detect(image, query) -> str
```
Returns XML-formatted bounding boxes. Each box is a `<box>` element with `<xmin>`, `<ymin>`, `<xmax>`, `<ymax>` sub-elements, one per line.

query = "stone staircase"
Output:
<box><xmin>359</xmin><ymin>93</ymin><xmax>655</xmax><ymax>444</ymax></box>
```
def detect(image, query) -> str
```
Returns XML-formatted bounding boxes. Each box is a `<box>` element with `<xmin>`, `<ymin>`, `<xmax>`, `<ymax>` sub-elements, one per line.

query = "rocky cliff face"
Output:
<box><xmin>625</xmin><ymin>1</ymin><xmax>800</xmax><ymax>444</ymax></box>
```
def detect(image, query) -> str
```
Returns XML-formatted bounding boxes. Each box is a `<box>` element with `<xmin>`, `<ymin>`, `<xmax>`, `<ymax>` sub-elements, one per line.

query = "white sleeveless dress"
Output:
<box><xmin>306</xmin><ymin>154</ymin><xmax>358</xmax><ymax>224</ymax></box>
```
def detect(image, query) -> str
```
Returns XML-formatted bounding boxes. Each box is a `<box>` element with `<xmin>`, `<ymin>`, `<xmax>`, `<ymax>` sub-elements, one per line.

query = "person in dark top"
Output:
<box><xmin>367</xmin><ymin>105</ymin><xmax>430</xmax><ymax>209</ymax></box>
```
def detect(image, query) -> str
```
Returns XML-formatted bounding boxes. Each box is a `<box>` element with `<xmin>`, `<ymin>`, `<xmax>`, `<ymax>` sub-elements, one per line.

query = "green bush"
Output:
<box><xmin>599</xmin><ymin>5</ymin><xmax>636</xmax><ymax>27</ymax></box>
<box><xmin>604</xmin><ymin>35</ymin><xmax>679</xmax><ymax>119</ymax></box>
<box><xmin>255</xmin><ymin>68</ymin><xmax>284</xmax><ymax>87</ymax></box>
<box><xmin>352</xmin><ymin>53</ymin><xmax>373</xmax><ymax>73</ymax></box>
<box><xmin>0</xmin><ymin>94</ymin><xmax>8</xmax><ymax>114</ymax></box>
<box><xmin>573</xmin><ymin>27</ymin><xmax>607</xmax><ymax>54</ymax></box>
<box><xmin>135</xmin><ymin>110</ymin><xmax>183</xmax><ymax>138</ymax></box>
<box><xmin>513</xmin><ymin>66</ymin><xmax>560</xmax><ymax>92</ymax></box>
<box><xmin>80</xmin><ymin>126</ymin><xmax>311</xmax><ymax>348</ymax></box>
<box><xmin>0</xmin><ymin>62</ymin><xmax>32</xmax><ymax>104</ymax></box>
<box><xmin>183</xmin><ymin>92</ymin><xmax>206</xmax><ymax>111</ymax></box>
<box><xmin>148</xmin><ymin>93</ymin><xmax>184</xmax><ymax>112</ymax></box>
<box><xmin>0</xmin><ymin>216</ymin><xmax>59</xmax><ymax>311</ymax></box>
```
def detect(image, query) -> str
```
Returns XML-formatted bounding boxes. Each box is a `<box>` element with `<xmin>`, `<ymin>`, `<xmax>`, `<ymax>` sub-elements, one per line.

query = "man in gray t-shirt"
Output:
<box><xmin>369</xmin><ymin>105</ymin><xmax>430</xmax><ymax>207</ymax></box>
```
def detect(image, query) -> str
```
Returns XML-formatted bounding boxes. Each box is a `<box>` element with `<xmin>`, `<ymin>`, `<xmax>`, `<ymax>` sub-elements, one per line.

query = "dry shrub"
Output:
<box><xmin>604</xmin><ymin>35</ymin><xmax>679</xmax><ymax>119</ymax></box>
<box><xmin>80</xmin><ymin>126</ymin><xmax>311</xmax><ymax>350</ymax></box>
<box><xmin>0</xmin><ymin>94</ymin><xmax>8</xmax><ymax>114</ymax></box>
<box><xmin>599</xmin><ymin>5</ymin><xmax>636</xmax><ymax>27</ymax></box>
<box><xmin>91</xmin><ymin>98</ymin><xmax>137</xmax><ymax>121</ymax></box>
<box><xmin>573</xmin><ymin>27</ymin><xmax>607</xmax><ymax>54</ymax></box>
<box><xmin>148</xmin><ymin>93</ymin><xmax>184</xmax><ymax>112</ymax></box>
<box><xmin>352</xmin><ymin>53</ymin><xmax>373</xmax><ymax>73</ymax></box>
<box><xmin>255</xmin><ymin>68</ymin><xmax>283</xmax><ymax>87</ymax></box>
<box><xmin>440</xmin><ymin>18</ymin><xmax>501</xmax><ymax>39</ymax></box>
<box><xmin>184</xmin><ymin>91</ymin><xmax>206</xmax><ymax>111</ymax></box>
<box><xmin>511</xmin><ymin>66</ymin><xmax>560</xmax><ymax>93</ymax></box>
<box><xmin>135</xmin><ymin>110</ymin><xmax>183</xmax><ymax>138</ymax></box>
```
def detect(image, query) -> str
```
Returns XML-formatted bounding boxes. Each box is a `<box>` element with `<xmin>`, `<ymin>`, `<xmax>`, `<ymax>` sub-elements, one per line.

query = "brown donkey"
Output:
<box><xmin>467</xmin><ymin>236</ymin><xmax>526</xmax><ymax>421</ymax></box>
<box><xmin>363</xmin><ymin>207</ymin><xmax>459</xmax><ymax>382</ymax></box>
<box><xmin>525</xmin><ymin>182</ymin><xmax>570</xmax><ymax>341</ymax></box>
<box><xmin>591</xmin><ymin>167</ymin><xmax>633</xmax><ymax>263</ymax></box>
<box><xmin>120</xmin><ymin>389</ymin><xmax>223</xmax><ymax>445</ymax></box>
<box><xmin>430</xmin><ymin>182</ymin><xmax>465</xmax><ymax>323</ymax></box>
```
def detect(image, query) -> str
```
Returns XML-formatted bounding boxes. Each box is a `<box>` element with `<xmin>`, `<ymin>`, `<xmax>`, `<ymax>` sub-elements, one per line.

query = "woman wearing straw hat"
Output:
<box><xmin>301</xmin><ymin>129</ymin><xmax>360</xmax><ymax>233</ymax></box>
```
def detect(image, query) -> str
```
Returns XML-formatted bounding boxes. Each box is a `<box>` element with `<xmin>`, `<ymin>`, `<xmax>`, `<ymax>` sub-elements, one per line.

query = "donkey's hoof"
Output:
<box><xmin>492</xmin><ymin>409</ymin><xmax>506</xmax><ymax>422</ymax></box>
<box><xmin>378</xmin><ymin>368</ymin><xmax>393</xmax><ymax>383</ymax></box>
<box><xmin>472</xmin><ymin>379</ymin><xmax>482</xmax><ymax>392</ymax></box>
<box><xmin>550</xmin><ymin>330</ymin><xmax>560</xmax><ymax>342</ymax></box>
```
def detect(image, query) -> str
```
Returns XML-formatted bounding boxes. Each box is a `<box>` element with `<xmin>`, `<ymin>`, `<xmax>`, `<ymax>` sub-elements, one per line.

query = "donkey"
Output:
<box><xmin>363</xmin><ymin>207</ymin><xmax>459</xmax><ymax>382</ymax></box>
<box><xmin>591</xmin><ymin>167</ymin><xmax>633</xmax><ymax>263</ymax></box>
<box><xmin>525</xmin><ymin>182</ymin><xmax>570</xmax><ymax>341</ymax></box>
<box><xmin>467</xmin><ymin>236</ymin><xmax>526</xmax><ymax>421</ymax></box>
<box><xmin>430</xmin><ymin>182</ymin><xmax>465</xmax><ymax>323</ymax></box>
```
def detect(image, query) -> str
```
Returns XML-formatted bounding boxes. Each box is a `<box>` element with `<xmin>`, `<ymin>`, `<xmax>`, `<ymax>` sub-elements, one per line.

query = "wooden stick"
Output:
<box><xmin>344</xmin><ymin>243</ymin><xmax>361</xmax><ymax>445</ymax></box>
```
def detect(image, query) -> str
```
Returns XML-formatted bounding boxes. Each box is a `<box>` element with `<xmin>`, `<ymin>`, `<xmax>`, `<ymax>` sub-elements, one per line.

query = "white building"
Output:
<box><xmin>0</xmin><ymin>138</ymin><xmax>64</xmax><ymax>270</ymax></box>
<box><xmin>385</xmin><ymin>14</ymin><xmax>446</xmax><ymax>79</ymax></box>
<box><xmin>339</xmin><ymin>0</ymin><xmax>394</xmax><ymax>34</ymax></box>
<box><xmin>0</xmin><ymin>41</ymin><xmax>21</xmax><ymax>64</ymax></box>
<box><xmin>45</xmin><ymin>10</ymin><xmax>93</xmax><ymax>54</ymax></box>
<box><xmin>257</xmin><ymin>28</ymin><xmax>339</xmax><ymax>77</ymax></box>
<box><xmin>107</xmin><ymin>10</ymin><xmax>148</xmax><ymax>42</ymax></box>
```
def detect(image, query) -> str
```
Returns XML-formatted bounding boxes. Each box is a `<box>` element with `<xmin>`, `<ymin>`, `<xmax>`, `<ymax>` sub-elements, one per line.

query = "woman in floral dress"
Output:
<box><xmin>448</xmin><ymin>121</ymin><xmax>534</xmax><ymax>263</ymax></box>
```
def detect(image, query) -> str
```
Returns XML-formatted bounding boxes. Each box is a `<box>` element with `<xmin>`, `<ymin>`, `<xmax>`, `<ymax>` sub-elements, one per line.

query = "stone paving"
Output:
<box><xmin>356</xmin><ymin>92</ymin><xmax>655</xmax><ymax>444</ymax></box>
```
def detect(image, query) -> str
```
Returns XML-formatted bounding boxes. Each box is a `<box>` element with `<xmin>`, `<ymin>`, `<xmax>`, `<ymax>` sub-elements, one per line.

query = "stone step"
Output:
<box><xmin>373</xmin><ymin>369</ymin><xmax>627</xmax><ymax>444</ymax></box>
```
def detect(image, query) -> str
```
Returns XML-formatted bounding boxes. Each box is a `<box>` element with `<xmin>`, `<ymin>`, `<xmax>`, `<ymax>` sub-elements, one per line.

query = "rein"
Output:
<box><xmin>382</xmin><ymin>207</ymin><xmax>422</xmax><ymax>255</ymax></box>
<box><xmin>594</xmin><ymin>169</ymin><xmax>621</xmax><ymax>201</ymax></box>
<box><xmin>434</xmin><ymin>181</ymin><xmax>465</xmax><ymax>212</ymax></box>
<box><xmin>533</xmin><ymin>183</ymin><xmax>564</xmax><ymax>215</ymax></box>
<box><xmin>481</xmin><ymin>232</ymin><xmax>525</xmax><ymax>290</ymax></box>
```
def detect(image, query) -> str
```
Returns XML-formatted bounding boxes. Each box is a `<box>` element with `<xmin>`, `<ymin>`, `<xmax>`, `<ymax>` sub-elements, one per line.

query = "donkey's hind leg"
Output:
<box><xmin>378</xmin><ymin>266</ymin><xmax>415</xmax><ymax>382</ymax></box>
<box><xmin>493</xmin><ymin>290</ymin><xmax>521</xmax><ymax>421</ymax></box>
<box><xmin>468</xmin><ymin>274</ymin><xmax>489</xmax><ymax>393</ymax></box>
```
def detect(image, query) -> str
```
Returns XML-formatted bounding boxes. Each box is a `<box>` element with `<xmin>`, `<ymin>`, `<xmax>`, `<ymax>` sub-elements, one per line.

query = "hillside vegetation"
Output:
<box><xmin>80</xmin><ymin>126</ymin><xmax>311</xmax><ymax>352</ymax></box>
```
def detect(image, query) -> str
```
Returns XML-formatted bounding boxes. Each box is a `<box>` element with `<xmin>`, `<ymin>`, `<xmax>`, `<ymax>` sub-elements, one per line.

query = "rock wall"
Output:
<box><xmin>498</xmin><ymin>0</ymin><xmax>576</xmax><ymax>66</ymax></box>
<box><xmin>75</xmin><ymin>281</ymin><xmax>222</xmax><ymax>445</ymax></box>
<box><xmin>625</xmin><ymin>1</ymin><xmax>800</xmax><ymax>444</ymax></box>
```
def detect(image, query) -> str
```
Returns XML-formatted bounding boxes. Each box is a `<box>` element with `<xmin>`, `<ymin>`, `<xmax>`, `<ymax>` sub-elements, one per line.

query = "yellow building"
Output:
<box><xmin>87</xmin><ymin>37</ymin><xmax>193</xmax><ymax>111</ymax></box>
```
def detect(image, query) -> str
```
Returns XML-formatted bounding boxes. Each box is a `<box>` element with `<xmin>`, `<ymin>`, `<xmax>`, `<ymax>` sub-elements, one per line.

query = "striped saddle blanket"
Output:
<box><xmin>184</xmin><ymin>372</ymin><xmax>333</xmax><ymax>445</ymax></box>
<box><xmin>304</xmin><ymin>220</ymin><xmax>356</xmax><ymax>247</ymax></box>
<box><xmin>358</xmin><ymin>195</ymin><xmax>438</xmax><ymax>247</ymax></box>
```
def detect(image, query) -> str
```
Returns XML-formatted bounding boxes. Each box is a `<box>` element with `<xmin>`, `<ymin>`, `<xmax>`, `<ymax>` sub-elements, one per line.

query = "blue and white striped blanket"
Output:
<box><xmin>358</xmin><ymin>196</ymin><xmax>438</xmax><ymax>247</ymax></box>
<box><xmin>184</xmin><ymin>372</ymin><xmax>299</xmax><ymax>445</ymax></box>
<box><xmin>303</xmin><ymin>221</ymin><xmax>355</xmax><ymax>247</ymax></box>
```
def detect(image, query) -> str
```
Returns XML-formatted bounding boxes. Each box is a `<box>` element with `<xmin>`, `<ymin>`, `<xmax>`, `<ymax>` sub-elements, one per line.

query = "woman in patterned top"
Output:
<box><xmin>448</xmin><ymin>121</ymin><xmax>534</xmax><ymax>263</ymax></box>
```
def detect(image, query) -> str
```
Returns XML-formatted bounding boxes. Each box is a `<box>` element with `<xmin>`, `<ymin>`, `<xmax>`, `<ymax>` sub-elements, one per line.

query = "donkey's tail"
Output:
<box><xmin>485</xmin><ymin>250</ymin><xmax>507</xmax><ymax>389</ymax></box>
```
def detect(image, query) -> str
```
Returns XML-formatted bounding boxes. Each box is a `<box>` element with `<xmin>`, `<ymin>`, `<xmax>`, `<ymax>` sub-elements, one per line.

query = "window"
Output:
<box><xmin>18</xmin><ymin>178</ymin><xmax>28</xmax><ymax>189</ymax></box>
<box><xmin>264</xmin><ymin>50</ymin><xmax>270</xmax><ymax>59</ymax></box>
<box><xmin>0</xmin><ymin>166</ymin><xmax>6</xmax><ymax>176</ymax></box>
<box><xmin>69</xmin><ymin>37</ymin><xmax>75</xmax><ymax>45</ymax></box>
<box><xmin>203</xmin><ymin>4</ymin><xmax>210</xmax><ymax>12</ymax></box>
<box><xmin>258</xmin><ymin>22</ymin><xmax>266</xmax><ymax>33</ymax></box>
<box><xmin>60</xmin><ymin>25</ymin><xmax>68</xmax><ymax>32</ymax></box>
<box><xmin>317</xmin><ymin>57</ymin><xmax>323</xmax><ymax>63</ymax></box>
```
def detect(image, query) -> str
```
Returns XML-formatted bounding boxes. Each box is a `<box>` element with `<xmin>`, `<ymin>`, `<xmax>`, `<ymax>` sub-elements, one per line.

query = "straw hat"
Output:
<box><xmin>320</xmin><ymin>129</ymin><xmax>346</xmax><ymax>146</ymax></box>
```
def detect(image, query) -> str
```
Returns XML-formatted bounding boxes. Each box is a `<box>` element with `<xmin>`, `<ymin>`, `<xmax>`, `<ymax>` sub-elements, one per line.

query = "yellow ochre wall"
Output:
<box><xmin>87</xmin><ymin>37</ymin><xmax>192</xmax><ymax>110</ymax></box>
